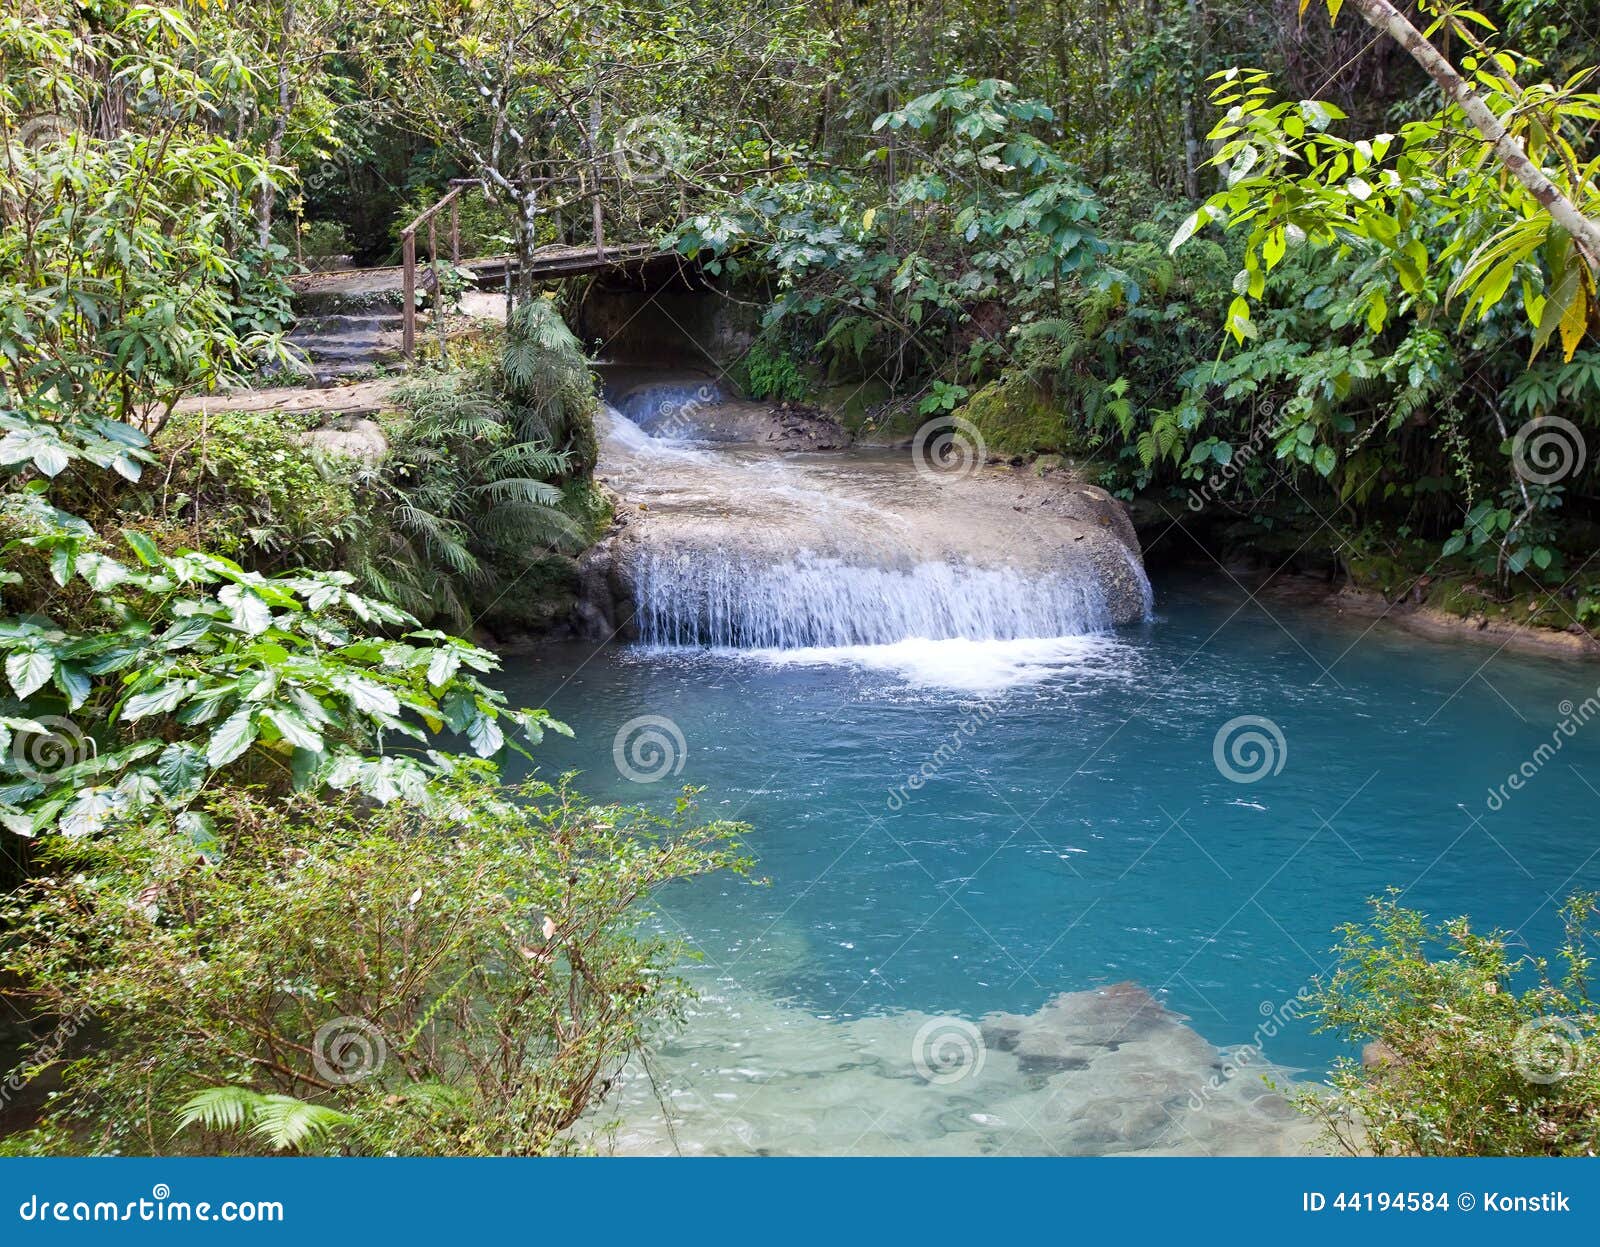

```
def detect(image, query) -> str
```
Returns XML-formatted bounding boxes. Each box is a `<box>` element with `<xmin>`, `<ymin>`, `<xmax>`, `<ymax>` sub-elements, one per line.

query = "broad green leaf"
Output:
<box><xmin>206</xmin><ymin>709</ymin><xmax>258</xmax><ymax>768</ymax></box>
<box><xmin>6</xmin><ymin>651</ymin><xmax>55</xmax><ymax>700</ymax></box>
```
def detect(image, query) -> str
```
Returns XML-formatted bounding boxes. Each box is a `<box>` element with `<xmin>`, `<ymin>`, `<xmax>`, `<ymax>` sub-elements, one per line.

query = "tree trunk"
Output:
<box><xmin>514</xmin><ymin>184</ymin><xmax>540</xmax><ymax>306</ymax></box>
<box><xmin>255</xmin><ymin>0</ymin><xmax>297</xmax><ymax>255</ymax></box>
<box><xmin>1345</xmin><ymin>0</ymin><xmax>1600</xmax><ymax>265</ymax></box>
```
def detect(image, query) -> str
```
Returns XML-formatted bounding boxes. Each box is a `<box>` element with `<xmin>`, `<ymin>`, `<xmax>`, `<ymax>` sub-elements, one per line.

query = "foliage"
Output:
<box><xmin>0</xmin><ymin>5</ymin><xmax>296</xmax><ymax>434</ymax></box>
<box><xmin>741</xmin><ymin>336</ymin><xmax>810</xmax><ymax>402</ymax></box>
<box><xmin>1175</xmin><ymin>48</ymin><xmax>1600</xmax><ymax>358</ymax></box>
<box><xmin>1</xmin><ymin>778</ymin><xmax>747</xmax><ymax>1155</ymax></box>
<box><xmin>364</xmin><ymin>374</ymin><xmax>576</xmax><ymax>626</ymax></box>
<box><xmin>352</xmin><ymin>299</ymin><xmax>599</xmax><ymax>627</ymax></box>
<box><xmin>1295</xmin><ymin>891</ymin><xmax>1600</xmax><ymax>1156</ymax></box>
<box><xmin>0</xmin><ymin>497</ymin><xmax>559</xmax><ymax>839</ymax></box>
<box><xmin>139</xmin><ymin>407</ymin><xmax>362</xmax><ymax>568</ymax></box>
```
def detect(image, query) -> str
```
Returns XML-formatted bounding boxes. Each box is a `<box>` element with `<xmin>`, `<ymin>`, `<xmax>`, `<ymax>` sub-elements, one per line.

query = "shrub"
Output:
<box><xmin>1294</xmin><ymin>891</ymin><xmax>1600</xmax><ymax>1156</ymax></box>
<box><xmin>0</xmin><ymin>774</ymin><xmax>747</xmax><ymax>1155</ymax></box>
<box><xmin>144</xmin><ymin>407</ymin><xmax>361</xmax><ymax>568</ymax></box>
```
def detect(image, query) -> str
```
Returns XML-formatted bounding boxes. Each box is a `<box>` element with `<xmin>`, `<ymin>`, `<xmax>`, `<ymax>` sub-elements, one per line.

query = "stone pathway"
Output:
<box><xmin>170</xmin><ymin>376</ymin><xmax>404</xmax><ymax>418</ymax></box>
<box><xmin>166</xmin><ymin>273</ymin><xmax>509</xmax><ymax>424</ymax></box>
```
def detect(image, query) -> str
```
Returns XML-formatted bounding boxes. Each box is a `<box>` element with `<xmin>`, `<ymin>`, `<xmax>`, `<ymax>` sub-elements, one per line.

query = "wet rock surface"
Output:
<box><xmin>580</xmin><ymin>380</ymin><xmax>1151</xmax><ymax>643</ymax></box>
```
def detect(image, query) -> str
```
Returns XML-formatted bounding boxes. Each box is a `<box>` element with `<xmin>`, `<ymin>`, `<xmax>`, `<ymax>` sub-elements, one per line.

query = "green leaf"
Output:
<box><xmin>123</xmin><ymin>530</ymin><xmax>162</xmax><ymax>567</ymax></box>
<box><xmin>427</xmin><ymin>649</ymin><xmax>461</xmax><ymax>689</ymax></box>
<box><xmin>466</xmin><ymin>713</ymin><xmax>504</xmax><ymax>758</ymax></box>
<box><xmin>206</xmin><ymin>709</ymin><xmax>258</xmax><ymax>768</ymax></box>
<box><xmin>123</xmin><ymin>684</ymin><xmax>188</xmax><ymax>721</ymax></box>
<box><xmin>219</xmin><ymin>584</ymin><xmax>272</xmax><ymax>636</ymax></box>
<box><xmin>156</xmin><ymin>742</ymin><xmax>207</xmax><ymax>797</ymax></box>
<box><xmin>6</xmin><ymin>651</ymin><xmax>55</xmax><ymax>700</ymax></box>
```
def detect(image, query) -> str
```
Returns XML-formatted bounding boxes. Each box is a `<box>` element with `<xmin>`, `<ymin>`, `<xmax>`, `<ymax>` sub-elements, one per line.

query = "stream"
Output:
<box><xmin>497</xmin><ymin>379</ymin><xmax>1600</xmax><ymax>1155</ymax></box>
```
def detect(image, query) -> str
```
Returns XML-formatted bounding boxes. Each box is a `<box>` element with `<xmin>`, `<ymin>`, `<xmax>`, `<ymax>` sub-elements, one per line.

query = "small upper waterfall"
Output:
<box><xmin>582</xmin><ymin>381</ymin><xmax>1153</xmax><ymax>652</ymax></box>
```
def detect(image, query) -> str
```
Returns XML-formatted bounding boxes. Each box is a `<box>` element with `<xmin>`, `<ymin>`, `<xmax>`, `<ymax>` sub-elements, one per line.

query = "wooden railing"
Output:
<box><xmin>399</xmin><ymin>170</ymin><xmax>615</xmax><ymax>360</ymax></box>
<box><xmin>399</xmin><ymin>180</ymin><xmax>472</xmax><ymax>359</ymax></box>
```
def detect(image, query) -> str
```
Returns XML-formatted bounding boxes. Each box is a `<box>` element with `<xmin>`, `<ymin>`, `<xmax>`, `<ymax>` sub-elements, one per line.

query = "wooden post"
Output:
<box><xmin>401</xmin><ymin>228</ymin><xmax>416</xmax><ymax>359</ymax></box>
<box><xmin>429</xmin><ymin>216</ymin><xmax>445</xmax><ymax>354</ymax></box>
<box><xmin>450</xmin><ymin>199</ymin><xmax>461</xmax><ymax>262</ymax></box>
<box><xmin>589</xmin><ymin>94</ymin><xmax>605</xmax><ymax>261</ymax></box>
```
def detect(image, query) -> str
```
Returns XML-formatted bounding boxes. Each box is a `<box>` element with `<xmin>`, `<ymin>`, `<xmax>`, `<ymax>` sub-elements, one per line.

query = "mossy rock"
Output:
<box><xmin>818</xmin><ymin>379</ymin><xmax>892</xmax><ymax>432</ymax></box>
<box><xmin>957</xmin><ymin>378</ymin><xmax>1073</xmax><ymax>457</ymax></box>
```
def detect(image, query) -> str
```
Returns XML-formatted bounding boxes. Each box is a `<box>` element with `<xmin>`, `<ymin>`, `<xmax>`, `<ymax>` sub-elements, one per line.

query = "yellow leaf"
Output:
<box><xmin>862</xmin><ymin>208</ymin><xmax>877</xmax><ymax>231</ymax></box>
<box><xmin>1559</xmin><ymin>280</ymin><xmax>1590</xmax><ymax>362</ymax></box>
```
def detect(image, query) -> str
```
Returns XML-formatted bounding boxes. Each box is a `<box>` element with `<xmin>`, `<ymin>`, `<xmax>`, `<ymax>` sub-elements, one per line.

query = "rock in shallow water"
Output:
<box><xmin>592</xmin><ymin>982</ymin><xmax>1321</xmax><ymax>1157</ymax></box>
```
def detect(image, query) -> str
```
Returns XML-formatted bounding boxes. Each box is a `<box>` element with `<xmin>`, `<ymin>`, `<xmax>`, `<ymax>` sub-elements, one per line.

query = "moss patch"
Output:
<box><xmin>957</xmin><ymin>377</ymin><xmax>1073</xmax><ymax>457</ymax></box>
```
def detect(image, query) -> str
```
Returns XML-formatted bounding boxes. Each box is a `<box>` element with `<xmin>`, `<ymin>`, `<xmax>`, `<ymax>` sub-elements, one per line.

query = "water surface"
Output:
<box><xmin>498</xmin><ymin>576</ymin><xmax>1600</xmax><ymax>1153</ymax></box>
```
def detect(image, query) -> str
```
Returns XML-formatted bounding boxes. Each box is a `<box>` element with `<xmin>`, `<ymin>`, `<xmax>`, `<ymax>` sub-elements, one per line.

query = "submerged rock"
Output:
<box><xmin>592</xmin><ymin>982</ymin><xmax>1321</xmax><ymax>1157</ymax></box>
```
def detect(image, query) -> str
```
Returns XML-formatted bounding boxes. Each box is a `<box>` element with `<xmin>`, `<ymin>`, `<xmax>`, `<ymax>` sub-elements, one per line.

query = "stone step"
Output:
<box><xmin>294</xmin><ymin>311</ymin><xmax>405</xmax><ymax>335</ymax></box>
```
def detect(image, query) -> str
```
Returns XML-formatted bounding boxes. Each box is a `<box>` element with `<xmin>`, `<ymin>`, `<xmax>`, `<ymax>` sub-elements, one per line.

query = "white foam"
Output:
<box><xmin>736</xmin><ymin>633</ymin><xmax>1137</xmax><ymax>692</ymax></box>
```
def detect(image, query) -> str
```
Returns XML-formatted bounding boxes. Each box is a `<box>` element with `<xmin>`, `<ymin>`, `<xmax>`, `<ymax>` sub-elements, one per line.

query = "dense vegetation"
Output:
<box><xmin>2</xmin><ymin>0</ymin><xmax>1598</xmax><ymax>1154</ymax></box>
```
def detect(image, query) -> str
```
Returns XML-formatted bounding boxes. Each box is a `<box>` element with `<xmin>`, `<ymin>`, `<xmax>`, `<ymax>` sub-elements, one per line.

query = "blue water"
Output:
<box><xmin>498</xmin><ymin>575</ymin><xmax>1600</xmax><ymax>1076</ymax></box>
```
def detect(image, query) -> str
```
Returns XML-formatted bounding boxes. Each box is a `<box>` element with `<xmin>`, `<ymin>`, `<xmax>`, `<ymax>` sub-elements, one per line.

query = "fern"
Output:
<box><xmin>176</xmin><ymin>1087</ymin><xmax>352</xmax><ymax>1153</ymax></box>
<box><xmin>374</xmin><ymin>328</ymin><xmax>589</xmax><ymax>627</ymax></box>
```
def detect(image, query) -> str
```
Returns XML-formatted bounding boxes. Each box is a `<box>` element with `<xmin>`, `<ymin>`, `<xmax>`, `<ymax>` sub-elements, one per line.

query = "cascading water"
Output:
<box><xmin>592</xmin><ymin>381</ymin><xmax>1153</xmax><ymax>656</ymax></box>
<box><xmin>632</xmin><ymin>551</ymin><xmax>1113</xmax><ymax>648</ymax></box>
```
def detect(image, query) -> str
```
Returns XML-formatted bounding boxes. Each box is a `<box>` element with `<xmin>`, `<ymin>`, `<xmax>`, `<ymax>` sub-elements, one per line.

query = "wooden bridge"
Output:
<box><xmin>397</xmin><ymin>180</ymin><xmax>673</xmax><ymax>358</ymax></box>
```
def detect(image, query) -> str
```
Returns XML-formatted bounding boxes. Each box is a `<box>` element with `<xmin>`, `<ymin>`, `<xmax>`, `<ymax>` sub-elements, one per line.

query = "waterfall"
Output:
<box><xmin>596</xmin><ymin>396</ymin><xmax>1152</xmax><ymax>652</ymax></box>
<box><xmin>632</xmin><ymin>550</ymin><xmax>1116</xmax><ymax>649</ymax></box>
